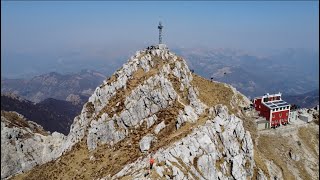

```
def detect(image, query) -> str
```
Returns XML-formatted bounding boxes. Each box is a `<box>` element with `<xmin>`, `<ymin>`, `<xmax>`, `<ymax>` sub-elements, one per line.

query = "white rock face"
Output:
<box><xmin>146</xmin><ymin>115</ymin><xmax>158</xmax><ymax>128</ymax></box>
<box><xmin>1</xmin><ymin>45</ymin><xmax>256</xmax><ymax>179</ymax></box>
<box><xmin>257</xmin><ymin>169</ymin><xmax>268</xmax><ymax>180</ymax></box>
<box><xmin>70</xmin><ymin>45</ymin><xmax>208</xmax><ymax>153</ymax></box>
<box><xmin>1</xmin><ymin>112</ymin><xmax>65</xmax><ymax>179</ymax></box>
<box><xmin>266</xmin><ymin>160</ymin><xmax>284</xmax><ymax>180</ymax></box>
<box><xmin>289</xmin><ymin>150</ymin><xmax>300</xmax><ymax>161</ymax></box>
<box><xmin>87</xmin><ymin>115</ymin><xmax>126</xmax><ymax>151</ymax></box>
<box><xmin>139</xmin><ymin>134</ymin><xmax>155</xmax><ymax>152</ymax></box>
<box><xmin>110</xmin><ymin>105</ymin><xmax>254</xmax><ymax>180</ymax></box>
<box><xmin>58</xmin><ymin>107</ymin><xmax>92</xmax><ymax>154</ymax></box>
<box><xmin>154</xmin><ymin>121</ymin><xmax>165</xmax><ymax>134</ymax></box>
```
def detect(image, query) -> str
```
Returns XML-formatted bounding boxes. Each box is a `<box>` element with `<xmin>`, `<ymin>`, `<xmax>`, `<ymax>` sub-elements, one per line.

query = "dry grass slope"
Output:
<box><xmin>298</xmin><ymin>126</ymin><xmax>319</xmax><ymax>157</ymax></box>
<box><xmin>256</xmin><ymin>126</ymin><xmax>319</xmax><ymax>180</ymax></box>
<box><xmin>10</xmin><ymin>54</ymin><xmax>256</xmax><ymax>179</ymax></box>
<box><xmin>192</xmin><ymin>74</ymin><xmax>237</xmax><ymax>115</ymax></box>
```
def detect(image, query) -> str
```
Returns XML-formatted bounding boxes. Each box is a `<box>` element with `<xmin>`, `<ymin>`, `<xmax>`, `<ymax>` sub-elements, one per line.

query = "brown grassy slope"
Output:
<box><xmin>257</xmin><ymin>134</ymin><xmax>296</xmax><ymax>179</ymax></box>
<box><xmin>192</xmin><ymin>74</ymin><xmax>237</xmax><ymax>114</ymax></box>
<box><xmin>191</xmin><ymin>74</ymin><xmax>259</xmax><ymax>137</ymax></box>
<box><xmin>256</xmin><ymin>125</ymin><xmax>319</xmax><ymax>180</ymax></box>
<box><xmin>192</xmin><ymin>75</ymin><xmax>267</xmax><ymax>178</ymax></box>
<box><xmin>11</xmin><ymin>101</ymin><xmax>184</xmax><ymax>180</ymax></box>
<box><xmin>9</xmin><ymin>75</ymin><xmax>210</xmax><ymax>179</ymax></box>
<box><xmin>11</xmin><ymin>101</ymin><xmax>210</xmax><ymax>180</ymax></box>
<box><xmin>251</xmin><ymin>147</ymin><xmax>270</xmax><ymax>179</ymax></box>
<box><xmin>298</xmin><ymin>126</ymin><xmax>319</xmax><ymax>158</ymax></box>
<box><xmin>11</xmin><ymin>68</ymin><xmax>248</xmax><ymax>179</ymax></box>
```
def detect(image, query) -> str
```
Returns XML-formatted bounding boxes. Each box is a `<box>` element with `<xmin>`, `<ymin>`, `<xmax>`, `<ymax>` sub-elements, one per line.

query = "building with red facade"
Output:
<box><xmin>253</xmin><ymin>92</ymin><xmax>291</xmax><ymax>128</ymax></box>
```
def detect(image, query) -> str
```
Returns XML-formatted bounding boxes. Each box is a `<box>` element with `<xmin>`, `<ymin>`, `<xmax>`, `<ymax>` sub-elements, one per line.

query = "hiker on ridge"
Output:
<box><xmin>149</xmin><ymin>155</ymin><xmax>155</xmax><ymax>170</ymax></box>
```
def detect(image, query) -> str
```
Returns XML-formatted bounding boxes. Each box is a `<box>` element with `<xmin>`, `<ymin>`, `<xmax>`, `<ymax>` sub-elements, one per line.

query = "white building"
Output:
<box><xmin>299</xmin><ymin>113</ymin><xmax>313</xmax><ymax>123</ymax></box>
<box><xmin>289</xmin><ymin>111</ymin><xmax>298</xmax><ymax>121</ymax></box>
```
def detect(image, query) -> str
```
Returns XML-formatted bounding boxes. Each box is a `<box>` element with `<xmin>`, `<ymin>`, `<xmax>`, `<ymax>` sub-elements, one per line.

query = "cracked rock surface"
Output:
<box><xmin>2</xmin><ymin>44</ymin><xmax>256</xmax><ymax>180</ymax></box>
<box><xmin>1</xmin><ymin>112</ymin><xmax>65</xmax><ymax>179</ymax></box>
<box><xmin>109</xmin><ymin>105</ymin><xmax>254</xmax><ymax>180</ymax></box>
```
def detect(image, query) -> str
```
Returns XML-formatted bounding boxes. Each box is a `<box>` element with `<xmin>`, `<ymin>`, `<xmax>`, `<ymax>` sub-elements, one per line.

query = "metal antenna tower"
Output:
<box><xmin>158</xmin><ymin>21</ymin><xmax>163</xmax><ymax>44</ymax></box>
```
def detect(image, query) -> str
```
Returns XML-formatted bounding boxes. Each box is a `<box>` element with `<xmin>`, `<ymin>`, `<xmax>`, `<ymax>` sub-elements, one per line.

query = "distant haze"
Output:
<box><xmin>1</xmin><ymin>1</ymin><xmax>319</xmax><ymax>79</ymax></box>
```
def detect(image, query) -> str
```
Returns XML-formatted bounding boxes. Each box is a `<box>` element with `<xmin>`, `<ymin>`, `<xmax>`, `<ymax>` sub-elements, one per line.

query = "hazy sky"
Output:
<box><xmin>1</xmin><ymin>1</ymin><xmax>319</xmax><ymax>62</ymax></box>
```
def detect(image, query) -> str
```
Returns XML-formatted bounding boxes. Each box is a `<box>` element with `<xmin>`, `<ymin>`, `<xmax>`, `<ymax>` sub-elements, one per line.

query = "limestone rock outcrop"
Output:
<box><xmin>109</xmin><ymin>105</ymin><xmax>254</xmax><ymax>179</ymax></box>
<box><xmin>139</xmin><ymin>134</ymin><xmax>155</xmax><ymax>152</ymax></box>
<box><xmin>2</xmin><ymin>44</ymin><xmax>255</xmax><ymax>179</ymax></box>
<box><xmin>1</xmin><ymin>111</ymin><xmax>65</xmax><ymax>179</ymax></box>
<box><xmin>62</xmin><ymin>44</ymin><xmax>210</xmax><ymax>154</ymax></box>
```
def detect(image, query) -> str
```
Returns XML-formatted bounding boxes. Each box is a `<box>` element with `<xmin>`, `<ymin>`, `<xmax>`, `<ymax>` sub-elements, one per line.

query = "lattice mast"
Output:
<box><xmin>158</xmin><ymin>21</ymin><xmax>163</xmax><ymax>44</ymax></box>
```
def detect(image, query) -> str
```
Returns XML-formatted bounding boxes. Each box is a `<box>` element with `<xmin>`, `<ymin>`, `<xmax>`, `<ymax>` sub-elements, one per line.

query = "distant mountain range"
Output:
<box><xmin>1</xmin><ymin>69</ymin><xmax>106</xmax><ymax>103</ymax></box>
<box><xmin>173</xmin><ymin>48</ymin><xmax>319</xmax><ymax>99</ymax></box>
<box><xmin>3</xmin><ymin>45</ymin><xmax>318</xmax><ymax>180</ymax></box>
<box><xmin>1</xmin><ymin>48</ymin><xmax>318</xmax><ymax>108</ymax></box>
<box><xmin>283</xmin><ymin>89</ymin><xmax>319</xmax><ymax>108</ymax></box>
<box><xmin>1</xmin><ymin>94</ymin><xmax>82</xmax><ymax>135</ymax></box>
<box><xmin>1</xmin><ymin>69</ymin><xmax>105</xmax><ymax>134</ymax></box>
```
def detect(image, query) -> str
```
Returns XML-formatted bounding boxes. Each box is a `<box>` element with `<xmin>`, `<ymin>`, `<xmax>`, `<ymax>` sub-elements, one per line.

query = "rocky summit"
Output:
<box><xmin>2</xmin><ymin>44</ymin><xmax>318</xmax><ymax>180</ymax></box>
<box><xmin>1</xmin><ymin>45</ymin><xmax>254</xmax><ymax>179</ymax></box>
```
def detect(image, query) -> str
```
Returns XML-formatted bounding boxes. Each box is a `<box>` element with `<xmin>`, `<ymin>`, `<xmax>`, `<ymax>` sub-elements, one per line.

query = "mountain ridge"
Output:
<box><xmin>1</xmin><ymin>69</ymin><xmax>106</xmax><ymax>103</ymax></box>
<box><xmin>2</xmin><ymin>45</ymin><xmax>318</xmax><ymax>180</ymax></box>
<box><xmin>4</xmin><ymin>45</ymin><xmax>254</xmax><ymax>179</ymax></box>
<box><xmin>283</xmin><ymin>89</ymin><xmax>319</xmax><ymax>108</ymax></box>
<box><xmin>1</xmin><ymin>94</ymin><xmax>82</xmax><ymax>135</ymax></box>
